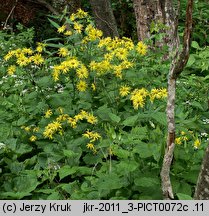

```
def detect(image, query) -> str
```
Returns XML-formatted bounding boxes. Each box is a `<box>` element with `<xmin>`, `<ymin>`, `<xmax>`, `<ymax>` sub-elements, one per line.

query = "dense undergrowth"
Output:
<box><xmin>0</xmin><ymin>9</ymin><xmax>208</xmax><ymax>200</ymax></box>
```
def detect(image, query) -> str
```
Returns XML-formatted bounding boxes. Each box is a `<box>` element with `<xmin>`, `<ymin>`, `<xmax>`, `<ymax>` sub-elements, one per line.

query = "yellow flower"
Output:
<box><xmin>58</xmin><ymin>47</ymin><xmax>68</xmax><ymax>57</ymax></box>
<box><xmin>194</xmin><ymin>139</ymin><xmax>201</xmax><ymax>149</ymax></box>
<box><xmin>7</xmin><ymin>65</ymin><xmax>16</xmax><ymax>75</ymax></box>
<box><xmin>113</xmin><ymin>65</ymin><xmax>123</xmax><ymax>79</ymax></box>
<box><xmin>24</xmin><ymin>126</ymin><xmax>30</xmax><ymax>132</ymax></box>
<box><xmin>119</xmin><ymin>85</ymin><xmax>131</xmax><ymax>97</ymax></box>
<box><xmin>136</xmin><ymin>41</ymin><xmax>147</xmax><ymax>55</ymax></box>
<box><xmin>91</xmin><ymin>83</ymin><xmax>96</xmax><ymax>91</ymax></box>
<box><xmin>56</xmin><ymin>114</ymin><xmax>69</xmax><ymax>122</ymax></box>
<box><xmin>29</xmin><ymin>135</ymin><xmax>37</xmax><ymax>142</ymax></box>
<box><xmin>86</xmin><ymin>143</ymin><xmax>95</xmax><ymax>150</ymax></box>
<box><xmin>66</xmin><ymin>58</ymin><xmax>80</xmax><ymax>69</ymax></box>
<box><xmin>79</xmin><ymin>110</ymin><xmax>88</xmax><ymax>118</ymax></box>
<box><xmin>64</xmin><ymin>30</ymin><xmax>72</xmax><ymax>36</ymax></box>
<box><xmin>36</xmin><ymin>42</ymin><xmax>46</xmax><ymax>53</ymax></box>
<box><xmin>68</xmin><ymin>117</ymin><xmax>77</xmax><ymax>128</ymax></box>
<box><xmin>114</xmin><ymin>48</ymin><xmax>128</xmax><ymax>60</ymax></box>
<box><xmin>16</xmin><ymin>54</ymin><xmax>31</xmax><ymax>66</ymax></box>
<box><xmin>149</xmin><ymin>88</ymin><xmax>167</xmax><ymax>102</ymax></box>
<box><xmin>33</xmin><ymin>127</ymin><xmax>39</xmax><ymax>132</ymax></box>
<box><xmin>74</xmin><ymin>22</ymin><xmax>83</xmax><ymax>34</ymax></box>
<box><xmin>85</xmin><ymin>24</ymin><xmax>103</xmax><ymax>41</ymax></box>
<box><xmin>86</xmin><ymin>113</ymin><xmax>98</xmax><ymax>124</ymax></box>
<box><xmin>70</xmin><ymin>13</ymin><xmax>76</xmax><ymax>21</ymax></box>
<box><xmin>30</xmin><ymin>54</ymin><xmax>44</xmax><ymax>65</ymax></box>
<box><xmin>58</xmin><ymin>25</ymin><xmax>66</xmax><ymax>33</ymax></box>
<box><xmin>43</xmin><ymin>121</ymin><xmax>62</xmax><ymax>139</ymax></box>
<box><xmin>44</xmin><ymin>109</ymin><xmax>52</xmax><ymax>118</ymax></box>
<box><xmin>76</xmin><ymin>8</ymin><xmax>88</xmax><ymax>19</ymax></box>
<box><xmin>22</xmin><ymin>48</ymin><xmax>33</xmax><ymax>55</ymax></box>
<box><xmin>83</xmin><ymin>130</ymin><xmax>101</xmax><ymax>142</ymax></box>
<box><xmin>181</xmin><ymin>131</ymin><xmax>186</xmax><ymax>136</ymax></box>
<box><xmin>52</xmin><ymin>69</ymin><xmax>60</xmax><ymax>81</ymax></box>
<box><xmin>76</xmin><ymin>80</ymin><xmax>87</xmax><ymax>92</ymax></box>
<box><xmin>4</xmin><ymin>50</ymin><xmax>16</xmax><ymax>61</ymax></box>
<box><xmin>175</xmin><ymin>137</ymin><xmax>182</xmax><ymax>145</ymax></box>
<box><xmin>76</xmin><ymin>65</ymin><xmax>89</xmax><ymax>79</ymax></box>
<box><xmin>130</xmin><ymin>88</ymin><xmax>148</xmax><ymax>109</ymax></box>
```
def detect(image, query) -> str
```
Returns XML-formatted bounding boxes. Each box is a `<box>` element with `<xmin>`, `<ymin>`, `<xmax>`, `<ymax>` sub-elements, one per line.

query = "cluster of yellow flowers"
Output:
<box><xmin>175</xmin><ymin>131</ymin><xmax>201</xmax><ymax>149</ymax></box>
<box><xmin>82</xmin><ymin>24</ymin><xmax>103</xmax><ymax>42</ymax></box>
<box><xmin>4</xmin><ymin>44</ymin><xmax>46</xmax><ymax>75</ymax></box>
<box><xmin>119</xmin><ymin>86</ymin><xmax>167</xmax><ymax>109</ymax></box>
<box><xmin>52</xmin><ymin>57</ymin><xmax>80</xmax><ymax>81</ymax></box>
<box><xmin>42</xmin><ymin>109</ymin><xmax>98</xmax><ymax>139</ymax></box>
<box><xmin>83</xmin><ymin>130</ymin><xmax>101</xmax><ymax>153</ymax></box>
<box><xmin>21</xmin><ymin>125</ymin><xmax>39</xmax><ymax>142</ymax></box>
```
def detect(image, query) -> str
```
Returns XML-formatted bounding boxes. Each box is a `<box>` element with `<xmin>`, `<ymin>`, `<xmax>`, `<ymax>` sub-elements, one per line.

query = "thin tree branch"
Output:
<box><xmin>161</xmin><ymin>0</ymin><xmax>193</xmax><ymax>200</ymax></box>
<box><xmin>28</xmin><ymin>0</ymin><xmax>60</xmax><ymax>15</ymax></box>
<box><xmin>3</xmin><ymin>0</ymin><xmax>18</xmax><ymax>30</ymax></box>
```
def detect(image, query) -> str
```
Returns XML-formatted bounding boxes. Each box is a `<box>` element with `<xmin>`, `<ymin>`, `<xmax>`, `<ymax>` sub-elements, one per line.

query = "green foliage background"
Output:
<box><xmin>0</xmin><ymin>2</ymin><xmax>208</xmax><ymax>200</ymax></box>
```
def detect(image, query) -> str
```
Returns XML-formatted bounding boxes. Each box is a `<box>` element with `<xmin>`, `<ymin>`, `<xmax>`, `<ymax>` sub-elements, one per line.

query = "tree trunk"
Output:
<box><xmin>89</xmin><ymin>0</ymin><xmax>119</xmax><ymax>38</ymax></box>
<box><xmin>132</xmin><ymin>0</ymin><xmax>165</xmax><ymax>41</ymax></box>
<box><xmin>194</xmin><ymin>143</ymin><xmax>209</xmax><ymax>200</ymax></box>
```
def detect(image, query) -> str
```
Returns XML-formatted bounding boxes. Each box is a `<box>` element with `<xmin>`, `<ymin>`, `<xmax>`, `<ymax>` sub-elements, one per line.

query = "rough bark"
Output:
<box><xmin>160</xmin><ymin>0</ymin><xmax>193</xmax><ymax>200</ymax></box>
<box><xmin>194</xmin><ymin>143</ymin><xmax>209</xmax><ymax>200</ymax></box>
<box><xmin>132</xmin><ymin>0</ymin><xmax>166</xmax><ymax>41</ymax></box>
<box><xmin>89</xmin><ymin>0</ymin><xmax>119</xmax><ymax>38</ymax></box>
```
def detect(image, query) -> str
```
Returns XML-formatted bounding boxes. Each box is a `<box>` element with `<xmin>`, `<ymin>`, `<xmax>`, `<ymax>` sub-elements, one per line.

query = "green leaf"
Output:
<box><xmin>151</xmin><ymin>112</ymin><xmax>167</xmax><ymax>126</ymax></box>
<box><xmin>58</xmin><ymin>166</ymin><xmax>77</xmax><ymax>180</ymax></box>
<box><xmin>122</xmin><ymin>115</ymin><xmax>138</xmax><ymax>126</ymax></box>
<box><xmin>48</xmin><ymin>18</ymin><xmax>60</xmax><ymax>29</ymax></box>
<box><xmin>108</xmin><ymin>113</ymin><xmax>121</xmax><ymax>123</ymax></box>
<box><xmin>134</xmin><ymin>177</ymin><xmax>160</xmax><ymax>188</ymax></box>
<box><xmin>191</xmin><ymin>41</ymin><xmax>200</xmax><ymax>49</ymax></box>
<box><xmin>133</xmin><ymin>142</ymin><xmax>153</xmax><ymax>158</ymax></box>
<box><xmin>187</xmin><ymin>54</ymin><xmax>196</xmax><ymax>67</ymax></box>
<box><xmin>176</xmin><ymin>193</ymin><xmax>193</xmax><ymax>200</ymax></box>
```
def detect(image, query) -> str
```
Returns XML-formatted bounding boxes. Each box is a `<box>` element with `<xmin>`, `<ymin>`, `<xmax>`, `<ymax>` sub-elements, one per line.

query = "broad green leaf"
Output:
<box><xmin>122</xmin><ymin>115</ymin><xmax>138</xmax><ymax>126</ymax></box>
<box><xmin>151</xmin><ymin>112</ymin><xmax>167</xmax><ymax>126</ymax></box>
<box><xmin>176</xmin><ymin>193</ymin><xmax>193</xmax><ymax>200</ymax></box>
<box><xmin>108</xmin><ymin>112</ymin><xmax>121</xmax><ymax>123</ymax></box>
<box><xmin>134</xmin><ymin>177</ymin><xmax>160</xmax><ymax>188</ymax></box>
<box><xmin>187</xmin><ymin>54</ymin><xmax>196</xmax><ymax>67</ymax></box>
<box><xmin>59</xmin><ymin>166</ymin><xmax>77</xmax><ymax>180</ymax></box>
<box><xmin>191</xmin><ymin>41</ymin><xmax>200</xmax><ymax>49</ymax></box>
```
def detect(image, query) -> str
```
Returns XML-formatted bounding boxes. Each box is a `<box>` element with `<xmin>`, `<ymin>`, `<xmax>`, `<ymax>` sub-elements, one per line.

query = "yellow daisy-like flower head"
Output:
<box><xmin>31</xmin><ymin>54</ymin><xmax>44</xmax><ymax>65</ymax></box>
<box><xmin>44</xmin><ymin>109</ymin><xmax>53</xmax><ymax>118</ymax></box>
<box><xmin>86</xmin><ymin>113</ymin><xmax>98</xmax><ymax>124</ymax></box>
<box><xmin>57</xmin><ymin>25</ymin><xmax>66</xmax><ymax>33</ymax></box>
<box><xmin>194</xmin><ymin>139</ymin><xmax>201</xmax><ymax>149</ymax></box>
<box><xmin>29</xmin><ymin>135</ymin><xmax>37</xmax><ymax>142</ymax></box>
<box><xmin>76</xmin><ymin>65</ymin><xmax>89</xmax><ymax>79</ymax></box>
<box><xmin>58</xmin><ymin>47</ymin><xmax>68</xmax><ymax>57</ymax></box>
<box><xmin>76</xmin><ymin>80</ymin><xmax>87</xmax><ymax>92</ymax></box>
<box><xmin>136</xmin><ymin>41</ymin><xmax>147</xmax><ymax>55</ymax></box>
<box><xmin>119</xmin><ymin>85</ymin><xmax>131</xmax><ymax>97</ymax></box>
<box><xmin>175</xmin><ymin>137</ymin><xmax>182</xmax><ymax>145</ymax></box>
<box><xmin>64</xmin><ymin>30</ymin><xmax>73</xmax><ymax>36</ymax></box>
<box><xmin>7</xmin><ymin>65</ymin><xmax>16</xmax><ymax>75</ymax></box>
